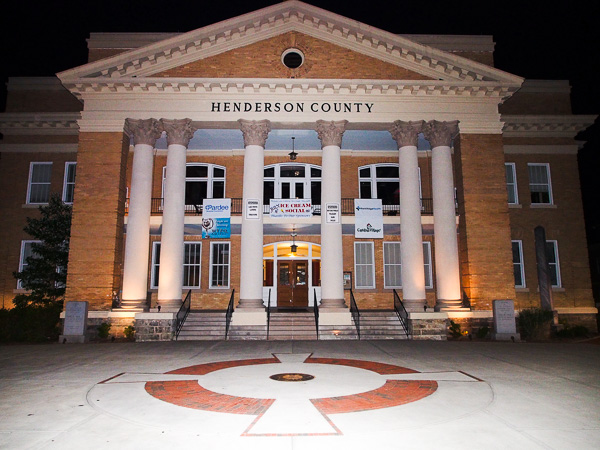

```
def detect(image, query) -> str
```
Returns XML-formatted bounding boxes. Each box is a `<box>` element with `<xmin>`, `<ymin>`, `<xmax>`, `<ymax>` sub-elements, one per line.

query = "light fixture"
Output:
<box><xmin>290</xmin><ymin>226</ymin><xmax>298</xmax><ymax>254</ymax></box>
<box><xmin>288</xmin><ymin>136</ymin><xmax>298</xmax><ymax>161</ymax></box>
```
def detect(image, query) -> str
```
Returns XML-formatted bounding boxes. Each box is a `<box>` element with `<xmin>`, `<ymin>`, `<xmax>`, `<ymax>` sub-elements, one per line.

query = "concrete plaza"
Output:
<box><xmin>1</xmin><ymin>339</ymin><xmax>598</xmax><ymax>449</ymax></box>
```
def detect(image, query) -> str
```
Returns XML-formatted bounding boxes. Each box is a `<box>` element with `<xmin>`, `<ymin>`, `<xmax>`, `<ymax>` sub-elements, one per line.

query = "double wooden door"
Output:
<box><xmin>277</xmin><ymin>260</ymin><xmax>308</xmax><ymax>308</ymax></box>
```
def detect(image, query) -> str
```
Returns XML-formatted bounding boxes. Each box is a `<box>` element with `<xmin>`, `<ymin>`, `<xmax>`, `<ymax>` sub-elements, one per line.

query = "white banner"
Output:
<box><xmin>354</xmin><ymin>199</ymin><xmax>383</xmax><ymax>238</ymax></box>
<box><xmin>202</xmin><ymin>198</ymin><xmax>231</xmax><ymax>219</ymax></box>
<box><xmin>269</xmin><ymin>199</ymin><xmax>312</xmax><ymax>218</ymax></box>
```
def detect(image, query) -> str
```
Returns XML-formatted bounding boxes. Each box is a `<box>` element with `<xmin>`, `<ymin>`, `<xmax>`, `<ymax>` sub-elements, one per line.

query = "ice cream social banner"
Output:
<box><xmin>354</xmin><ymin>199</ymin><xmax>383</xmax><ymax>238</ymax></box>
<box><xmin>270</xmin><ymin>199</ymin><xmax>312</xmax><ymax>218</ymax></box>
<box><xmin>202</xmin><ymin>199</ymin><xmax>231</xmax><ymax>238</ymax></box>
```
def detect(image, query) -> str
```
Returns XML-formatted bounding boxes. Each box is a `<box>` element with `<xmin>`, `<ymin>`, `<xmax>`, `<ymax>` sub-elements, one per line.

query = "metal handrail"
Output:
<box><xmin>393</xmin><ymin>289</ymin><xmax>411</xmax><ymax>339</ymax></box>
<box><xmin>349</xmin><ymin>290</ymin><xmax>360</xmax><ymax>340</ymax></box>
<box><xmin>225</xmin><ymin>289</ymin><xmax>235</xmax><ymax>339</ymax></box>
<box><xmin>126</xmin><ymin>197</ymin><xmax>443</xmax><ymax>216</ymax></box>
<box><xmin>175</xmin><ymin>289</ymin><xmax>192</xmax><ymax>340</ymax></box>
<box><xmin>266</xmin><ymin>289</ymin><xmax>272</xmax><ymax>340</ymax></box>
<box><xmin>313</xmin><ymin>289</ymin><xmax>319</xmax><ymax>340</ymax></box>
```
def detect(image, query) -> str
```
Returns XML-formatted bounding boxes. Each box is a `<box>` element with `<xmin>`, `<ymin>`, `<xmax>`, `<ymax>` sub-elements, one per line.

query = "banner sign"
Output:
<box><xmin>245</xmin><ymin>199</ymin><xmax>260</xmax><ymax>220</ymax></box>
<box><xmin>270</xmin><ymin>199</ymin><xmax>312</xmax><ymax>219</ymax></box>
<box><xmin>354</xmin><ymin>199</ymin><xmax>383</xmax><ymax>238</ymax></box>
<box><xmin>326</xmin><ymin>202</ymin><xmax>340</xmax><ymax>223</ymax></box>
<box><xmin>202</xmin><ymin>199</ymin><xmax>231</xmax><ymax>238</ymax></box>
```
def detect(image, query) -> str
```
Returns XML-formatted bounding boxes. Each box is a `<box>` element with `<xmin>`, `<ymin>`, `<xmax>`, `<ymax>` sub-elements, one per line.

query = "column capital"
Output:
<box><xmin>124</xmin><ymin>118</ymin><xmax>162</xmax><ymax>146</ymax></box>
<box><xmin>160</xmin><ymin>118</ymin><xmax>196</xmax><ymax>147</ymax></box>
<box><xmin>389</xmin><ymin>120</ymin><xmax>424</xmax><ymax>148</ymax></box>
<box><xmin>423</xmin><ymin>120</ymin><xmax>460</xmax><ymax>148</ymax></box>
<box><xmin>316</xmin><ymin>120</ymin><xmax>348</xmax><ymax>148</ymax></box>
<box><xmin>238</xmin><ymin>119</ymin><xmax>271</xmax><ymax>147</ymax></box>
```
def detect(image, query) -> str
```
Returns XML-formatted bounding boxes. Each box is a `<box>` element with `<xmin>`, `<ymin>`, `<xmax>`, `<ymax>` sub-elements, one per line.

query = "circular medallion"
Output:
<box><xmin>269</xmin><ymin>372</ymin><xmax>314</xmax><ymax>382</ymax></box>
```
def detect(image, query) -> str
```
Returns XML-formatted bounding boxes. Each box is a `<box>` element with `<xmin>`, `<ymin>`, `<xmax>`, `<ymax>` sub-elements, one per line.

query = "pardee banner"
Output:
<box><xmin>202</xmin><ymin>198</ymin><xmax>231</xmax><ymax>238</ymax></box>
<box><xmin>354</xmin><ymin>199</ymin><xmax>384</xmax><ymax>238</ymax></box>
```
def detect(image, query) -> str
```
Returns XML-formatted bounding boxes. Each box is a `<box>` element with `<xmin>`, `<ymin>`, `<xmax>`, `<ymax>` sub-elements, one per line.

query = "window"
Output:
<box><xmin>546</xmin><ymin>240</ymin><xmax>561</xmax><ymax>287</ymax></box>
<box><xmin>281</xmin><ymin>48</ymin><xmax>304</xmax><ymax>69</ymax></box>
<box><xmin>27</xmin><ymin>162</ymin><xmax>52</xmax><ymax>204</ymax></box>
<box><xmin>505</xmin><ymin>163</ymin><xmax>518</xmax><ymax>204</ymax></box>
<box><xmin>423</xmin><ymin>241</ymin><xmax>433</xmax><ymax>289</ymax></box>
<box><xmin>354</xmin><ymin>242</ymin><xmax>375</xmax><ymax>289</ymax></box>
<box><xmin>63</xmin><ymin>162</ymin><xmax>76</xmax><ymax>203</ymax></box>
<box><xmin>383</xmin><ymin>241</ymin><xmax>433</xmax><ymax>289</ymax></box>
<box><xmin>17</xmin><ymin>240</ymin><xmax>40</xmax><ymax>289</ymax></box>
<box><xmin>210</xmin><ymin>242</ymin><xmax>230</xmax><ymax>288</ymax></box>
<box><xmin>263</xmin><ymin>163</ymin><xmax>321</xmax><ymax>205</ymax></box>
<box><xmin>151</xmin><ymin>242</ymin><xmax>203</xmax><ymax>289</ymax></box>
<box><xmin>383</xmin><ymin>242</ymin><xmax>402</xmax><ymax>288</ymax></box>
<box><xmin>512</xmin><ymin>240</ymin><xmax>525</xmax><ymax>288</ymax></box>
<box><xmin>528</xmin><ymin>163</ymin><xmax>553</xmax><ymax>204</ymax></box>
<box><xmin>359</xmin><ymin>164</ymin><xmax>422</xmax><ymax>206</ymax></box>
<box><xmin>162</xmin><ymin>163</ymin><xmax>225</xmax><ymax>208</ymax></box>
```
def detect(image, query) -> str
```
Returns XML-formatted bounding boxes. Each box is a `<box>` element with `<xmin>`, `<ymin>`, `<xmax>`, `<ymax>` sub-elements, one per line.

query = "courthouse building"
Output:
<box><xmin>0</xmin><ymin>1</ymin><xmax>597</xmax><ymax>339</ymax></box>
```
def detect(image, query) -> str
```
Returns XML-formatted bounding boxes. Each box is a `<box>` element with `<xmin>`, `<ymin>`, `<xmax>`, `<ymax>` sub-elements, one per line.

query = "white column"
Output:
<box><xmin>390</xmin><ymin>120</ymin><xmax>426</xmax><ymax>312</ymax></box>
<box><xmin>157</xmin><ymin>118</ymin><xmax>196</xmax><ymax>309</ymax></box>
<box><xmin>237</xmin><ymin>119</ymin><xmax>270</xmax><ymax>313</ymax></box>
<box><xmin>423</xmin><ymin>120</ymin><xmax>462</xmax><ymax>311</ymax></box>
<box><xmin>317</xmin><ymin>120</ymin><xmax>348</xmax><ymax>312</ymax></box>
<box><xmin>121</xmin><ymin>118</ymin><xmax>162</xmax><ymax>310</ymax></box>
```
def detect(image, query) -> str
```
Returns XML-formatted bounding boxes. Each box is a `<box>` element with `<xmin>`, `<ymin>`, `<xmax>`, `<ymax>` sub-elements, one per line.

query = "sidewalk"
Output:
<box><xmin>1</xmin><ymin>340</ymin><xmax>598</xmax><ymax>449</ymax></box>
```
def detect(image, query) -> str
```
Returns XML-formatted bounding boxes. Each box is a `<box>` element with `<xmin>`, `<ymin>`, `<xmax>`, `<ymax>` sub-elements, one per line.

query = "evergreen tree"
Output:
<box><xmin>13</xmin><ymin>194</ymin><xmax>72</xmax><ymax>307</ymax></box>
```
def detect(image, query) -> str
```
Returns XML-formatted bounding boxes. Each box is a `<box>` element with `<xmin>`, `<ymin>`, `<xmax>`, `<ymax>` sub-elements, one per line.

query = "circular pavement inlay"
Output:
<box><xmin>269</xmin><ymin>373</ymin><xmax>315</xmax><ymax>382</ymax></box>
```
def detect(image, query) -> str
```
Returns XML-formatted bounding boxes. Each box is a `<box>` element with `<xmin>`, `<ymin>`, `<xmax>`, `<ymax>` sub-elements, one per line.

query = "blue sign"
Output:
<box><xmin>202</xmin><ymin>217</ymin><xmax>231</xmax><ymax>239</ymax></box>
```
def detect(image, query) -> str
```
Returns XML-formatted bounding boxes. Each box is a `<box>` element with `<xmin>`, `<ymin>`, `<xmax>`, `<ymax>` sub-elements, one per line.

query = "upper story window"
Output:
<box><xmin>505</xmin><ymin>163</ymin><xmax>518</xmax><ymax>204</ymax></box>
<box><xmin>264</xmin><ymin>163</ymin><xmax>321</xmax><ymax>205</ymax></box>
<box><xmin>528</xmin><ymin>163</ymin><xmax>553</xmax><ymax>205</ymax></box>
<box><xmin>62</xmin><ymin>162</ymin><xmax>77</xmax><ymax>204</ymax></box>
<box><xmin>359</xmin><ymin>164</ymin><xmax>422</xmax><ymax>205</ymax></box>
<box><xmin>162</xmin><ymin>163</ymin><xmax>225</xmax><ymax>206</ymax></box>
<box><xmin>27</xmin><ymin>162</ymin><xmax>52</xmax><ymax>204</ymax></box>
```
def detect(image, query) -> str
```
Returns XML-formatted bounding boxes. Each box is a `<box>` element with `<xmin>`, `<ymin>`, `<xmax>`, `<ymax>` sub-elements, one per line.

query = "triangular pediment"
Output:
<box><xmin>58</xmin><ymin>1</ymin><xmax>522</xmax><ymax>86</ymax></box>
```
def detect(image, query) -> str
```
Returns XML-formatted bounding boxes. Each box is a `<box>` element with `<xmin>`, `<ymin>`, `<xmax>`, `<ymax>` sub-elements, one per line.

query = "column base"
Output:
<box><xmin>119</xmin><ymin>299</ymin><xmax>149</xmax><ymax>311</ymax></box>
<box><xmin>434</xmin><ymin>299</ymin><xmax>465</xmax><ymax>312</ymax></box>
<box><xmin>319</xmin><ymin>298</ymin><xmax>347</xmax><ymax>309</ymax></box>
<box><xmin>157</xmin><ymin>299</ymin><xmax>183</xmax><ymax>311</ymax></box>
<box><xmin>402</xmin><ymin>298</ymin><xmax>427</xmax><ymax>313</ymax></box>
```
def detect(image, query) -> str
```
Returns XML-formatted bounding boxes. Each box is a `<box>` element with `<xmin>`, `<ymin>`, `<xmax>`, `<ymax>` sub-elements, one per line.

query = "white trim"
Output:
<box><xmin>423</xmin><ymin>241</ymin><xmax>433</xmax><ymax>289</ymax></box>
<box><xmin>383</xmin><ymin>241</ymin><xmax>402</xmax><ymax>289</ymax></box>
<box><xmin>26</xmin><ymin>162</ymin><xmax>52</xmax><ymax>205</ymax></box>
<box><xmin>264</xmin><ymin>162</ymin><xmax>321</xmax><ymax>203</ymax></box>
<box><xmin>0</xmin><ymin>112</ymin><xmax>80</xmax><ymax>136</ymax></box>
<box><xmin>18</xmin><ymin>240</ymin><xmax>41</xmax><ymax>289</ymax></box>
<box><xmin>151</xmin><ymin>241</ymin><xmax>204</xmax><ymax>289</ymax></box>
<box><xmin>209</xmin><ymin>241</ymin><xmax>231</xmax><ymax>289</ymax></box>
<box><xmin>512</xmin><ymin>240</ymin><xmax>525</xmax><ymax>288</ymax></box>
<box><xmin>528</xmin><ymin>163</ymin><xmax>553</xmax><ymax>205</ymax></box>
<box><xmin>182</xmin><ymin>242</ymin><xmax>202</xmax><ymax>289</ymax></box>
<box><xmin>504</xmin><ymin>145</ymin><xmax>580</xmax><ymax>155</ymax></box>
<box><xmin>502</xmin><ymin>115</ymin><xmax>597</xmax><ymax>138</ymax></box>
<box><xmin>354</xmin><ymin>241</ymin><xmax>375</xmax><ymax>289</ymax></box>
<box><xmin>505</xmin><ymin>162</ymin><xmax>518</xmax><ymax>205</ymax></box>
<box><xmin>150</xmin><ymin>241</ymin><xmax>161</xmax><ymax>289</ymax></box>
<box><xmin>162</xmin><ymin>163</ymin><xmax>226</xmax><ymax>209</ymax></box>
<box><xmin>62</xmin><ymin>162</ymin><xmax>77</xmax><ymax>204</ymax></box>
<box><xmin>546</xmin><ymin>240</ymin><xmax>562</xmax><ymax>288</ymax></box>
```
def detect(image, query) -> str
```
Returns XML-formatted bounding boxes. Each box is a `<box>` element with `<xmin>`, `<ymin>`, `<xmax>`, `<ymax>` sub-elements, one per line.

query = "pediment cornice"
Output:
<box><xmin>502</xmin><ymin>115</ymin><xmax>597</xmax><ymax>138</ymax></box>
<box><xmin>0</xmin><ymin>112</ymin><xmax>80</xmax><ymax>135</ymax></box>
<box><xmin>58</xmin><ymin>1</ymin><xmax>522</xmax><ymax>88</ymax></box>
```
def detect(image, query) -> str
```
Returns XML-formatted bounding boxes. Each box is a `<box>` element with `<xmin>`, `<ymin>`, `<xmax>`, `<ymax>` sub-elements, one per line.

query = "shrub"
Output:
<box><xmin>476</xmin><ymin>326</ymin><xmax>490</xmax><ymax>339</ymax></box>
<box><xmin>518</xmin><ymin>308</ymin><xmax>553</xmax><ymax>341</ymax></box>
<box><xmin>449</xmin><ymin>320</ymin><xmax>467</xmax><ymax>339</ymax></box>
<box><xmin>556</xmin><ymin>324</ymin><xmax>589</xmax><ymax>339</ymax></box>
<box><xmin>123</xmin><ymin>325</ymin><xmax>135</xmax><ymax>341</ymax></box>
<box><xmin>0</xmin><ymin>303</ymin><xmax>62</xmax><ymax>343</ymax></box>
<box><xmin>97</xmin><ymin>322</ymin><xmax>111</xmax><ymax>339</ymax></box>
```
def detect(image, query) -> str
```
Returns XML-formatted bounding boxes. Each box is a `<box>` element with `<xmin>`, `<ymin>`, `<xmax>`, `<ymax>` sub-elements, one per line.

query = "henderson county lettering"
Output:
<box><xmin>211</xmin><ymin>102</ymin><xmax>374</xmax><ymax>114</ymax></box>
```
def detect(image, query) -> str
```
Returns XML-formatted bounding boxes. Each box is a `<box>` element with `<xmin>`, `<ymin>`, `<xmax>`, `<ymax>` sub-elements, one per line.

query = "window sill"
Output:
<box><xmin>22</xmin><ymin>203</ymin><xmax>47</xmax><ymax>208</ymax></box>
<box><xmin>535</xmin><ymin>287</ymin><xmax>565</xmax><ymax>292</ymax></box>
<box><xmin>515</xmin><ymin>287</ymin><xmax>529</xmax><ymax>293</ymax></box>
<box><xmin>530</xmin><ymin>204</ymin><xmax>557</xmax><ymax>209</ymax></box>
<box><xmin>508</xmin><ymin>204</ymin><xmax>522</xmax><ymax>209</ymax></box>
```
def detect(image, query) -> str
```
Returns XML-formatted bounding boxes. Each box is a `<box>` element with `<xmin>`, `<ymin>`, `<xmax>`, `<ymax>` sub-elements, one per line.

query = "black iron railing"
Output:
<box><xmin>349</xmin><ymin>290</ymin><xmax>360</xmax><ymax>340</ymax></box>
<box><xmin>313</xmin><ymin>289</ymin><xmax>319</xmax><ymax>340</ymax></box>
<box><xmin>175</xmin><ymin>289</ymin><xmax>192</xmax><ymax>340</ymax></box>
<box><xmin>126</xmin><ymin>197</ymin><xmax>441</xmax><ymax>216</ymax></box>
<box><xmin>266</xmin><ymin>289</ymin><xmax>272</xmax><ymax>340</ymax></box>
<box><xmin>225</xmin><ymin>289</ymin><xmax>235</xmax><ymax>339</ymax></box>
<box><xmin>393</xmin><ymin>289</ymin><xmax>411</xmax><ymax>339</ymax></box>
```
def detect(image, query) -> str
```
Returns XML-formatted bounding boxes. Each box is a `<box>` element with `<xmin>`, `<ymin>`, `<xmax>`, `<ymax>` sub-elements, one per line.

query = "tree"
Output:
<box><xmin>13</xmin><ymin>194</ymin><xmax>72</xmax><ymax>308</ymax></box>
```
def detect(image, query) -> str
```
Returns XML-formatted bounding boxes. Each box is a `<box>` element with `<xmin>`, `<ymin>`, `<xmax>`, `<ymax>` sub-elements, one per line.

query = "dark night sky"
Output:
<box><xmin>1</xmin><ymin>0</ymin><xmax>598</xmax><ymax>114</ymax></box>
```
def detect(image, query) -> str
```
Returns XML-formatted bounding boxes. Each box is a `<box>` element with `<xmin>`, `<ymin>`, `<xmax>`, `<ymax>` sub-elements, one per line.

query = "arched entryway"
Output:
<box><xmin>263</xmin><ymin>242</ymin><xmax>321</xmax><ymax>309</ymax></box>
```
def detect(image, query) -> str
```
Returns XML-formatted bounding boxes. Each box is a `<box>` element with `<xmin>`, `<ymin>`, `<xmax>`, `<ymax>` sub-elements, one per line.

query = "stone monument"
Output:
<box><xmin>492</xmin><ymin>299</ymin><xmax>520</xmax><ymax>341</ymax></box>
<box><xmin>59</xmin><ymin>301</ymin><xmax>89</xmax><ymax>343</ymax></box>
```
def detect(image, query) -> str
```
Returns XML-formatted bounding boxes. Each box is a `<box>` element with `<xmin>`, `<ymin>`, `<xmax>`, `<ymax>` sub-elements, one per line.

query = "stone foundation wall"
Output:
<box><xmin>408</xmin><ymin>313</ymin><xmax>448</xmax><ymax>340</ymax></box>
<box><xmin>134</xmin><ymin>313</ymin><xmax>176</xmax><ymax>342</ymax></box>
